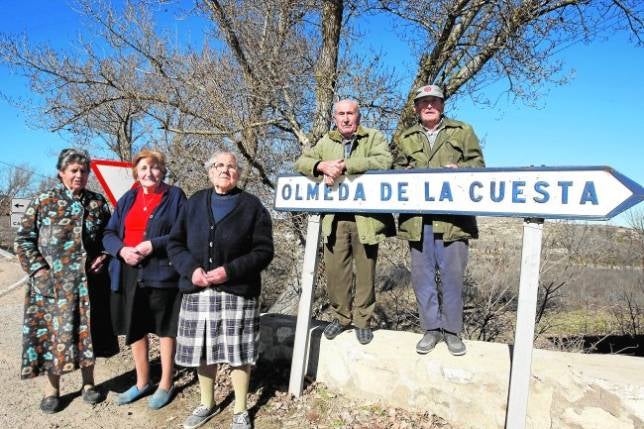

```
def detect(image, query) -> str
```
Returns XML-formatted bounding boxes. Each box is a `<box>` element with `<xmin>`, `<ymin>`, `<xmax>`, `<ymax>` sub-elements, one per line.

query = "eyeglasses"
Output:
<box><xmin>212</xmin><ymin>162</ymin><xmax>237</xmax><ymax>171</ymax></box>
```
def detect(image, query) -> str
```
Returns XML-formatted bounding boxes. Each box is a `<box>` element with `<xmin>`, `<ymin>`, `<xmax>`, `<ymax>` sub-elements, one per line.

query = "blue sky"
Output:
<box><xmin>1</xmin><ymin>1</ymin><xmax>643</xmax><ymax>225</ymax></box>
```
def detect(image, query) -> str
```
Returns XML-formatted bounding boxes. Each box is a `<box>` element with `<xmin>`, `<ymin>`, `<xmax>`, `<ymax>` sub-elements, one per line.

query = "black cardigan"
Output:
<box><xmin>167</xmin><ymin>187</ymin><xmax>274</xmax><ymax>297</ymax></box>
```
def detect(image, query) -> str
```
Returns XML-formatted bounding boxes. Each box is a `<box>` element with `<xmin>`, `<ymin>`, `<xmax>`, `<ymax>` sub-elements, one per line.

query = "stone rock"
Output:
<box><xmin>259</xmin><ymin>314</ymin><xmax>644</xmax><ymax>429</ymax></box>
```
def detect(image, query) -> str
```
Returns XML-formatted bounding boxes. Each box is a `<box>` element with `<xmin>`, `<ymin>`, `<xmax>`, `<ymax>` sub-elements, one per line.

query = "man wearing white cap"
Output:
<box><xmin>394</xmin><ymin>84</ymin><xmax>485</xmax><ymax>356</ymax></box>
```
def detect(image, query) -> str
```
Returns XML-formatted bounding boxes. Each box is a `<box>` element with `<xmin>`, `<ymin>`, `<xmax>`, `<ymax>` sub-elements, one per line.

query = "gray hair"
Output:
<box><xmin>332</xmin><ymin>98</ymin><xmax>361</xmax><ymax>117</ymax></box>
<box><xmin>204</xmin><ymin>151</ymin><xmax>242</xmax><ymax>172</ymax></box>
<box><xmin>56</xmin><ymin>148</ymin><xmax>91</xmax><ymax>172</ymax></box>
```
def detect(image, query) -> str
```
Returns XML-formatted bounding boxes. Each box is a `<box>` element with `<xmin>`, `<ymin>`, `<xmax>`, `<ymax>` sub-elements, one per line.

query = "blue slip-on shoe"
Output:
<box><xmin>115</xmin><ymin>384</ymin><xmax>152</xmax><ymax>405</ymax></box>
<box><xmin>148</xmin><ymin>385</ymin><xmax>175</xmax><ymax>410</ymax></box>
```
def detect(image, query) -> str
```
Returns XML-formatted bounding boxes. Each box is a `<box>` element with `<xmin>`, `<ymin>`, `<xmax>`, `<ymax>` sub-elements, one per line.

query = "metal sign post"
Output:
<box><xmin>505</xmin><ymin>218</ymin><xmax>544</xmax><ymax>428</ymax></box>
<box><xmin>288</xmin><ymin>215</ymin><xmax>322</xmax><ymax>396</ymax></box>
<box><xmin>275</xmin><ymin>166</ymin><xmax>644</xmax><ymax>426</ymax></box>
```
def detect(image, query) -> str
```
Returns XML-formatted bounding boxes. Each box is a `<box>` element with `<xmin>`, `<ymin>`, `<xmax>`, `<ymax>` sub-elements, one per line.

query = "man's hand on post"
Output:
<box><xmin>317</xmin><ymin>160</ymin><xmax>344</xmax><ymax>179</ymax></box>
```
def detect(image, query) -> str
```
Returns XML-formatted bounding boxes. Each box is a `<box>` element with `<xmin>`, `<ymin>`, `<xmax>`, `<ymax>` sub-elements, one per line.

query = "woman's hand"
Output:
<box><xmin>89</xmin><ymin>254</ymin><xmax>108</xmax><ymax>273</ymax></box>
<box><xmin>191</xmin><ymin>267</ymin><xmax>210</xmax><ymax>287</ymax></box>
<box><xmin>119</xmin><ymin>246</ymin><xmax>144</xmax><ymax>266</ymax></box>
<box><xmin>134</xmin><ymin>240</ymin><xmax>153</xmax><ymax>257</ymax></box>
<box><xmin>205</xmin><ymin>266</ymin><xmax>228</xmax><ymax>285</ymax></box>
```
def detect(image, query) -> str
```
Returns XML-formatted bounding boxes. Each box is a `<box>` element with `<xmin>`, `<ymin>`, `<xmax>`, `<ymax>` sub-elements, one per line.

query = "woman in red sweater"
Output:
<box><xmin>103</xmin><ymin>149</ymin><xmax>186</xmax><ymax>410</ymax></box>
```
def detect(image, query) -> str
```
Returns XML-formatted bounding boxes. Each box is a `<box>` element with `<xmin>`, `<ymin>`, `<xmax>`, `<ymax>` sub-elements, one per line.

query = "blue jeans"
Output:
<box><xmin>410</xmin><ymin>223</ymin><xmax>468</xmax><ymax>333</ymax></box>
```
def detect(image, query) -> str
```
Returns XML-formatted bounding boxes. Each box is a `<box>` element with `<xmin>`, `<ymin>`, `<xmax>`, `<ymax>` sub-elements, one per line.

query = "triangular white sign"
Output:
<box><xmin>90</xmin><ymin>159</ymin><xmax>135</xmax><ymax>205</ymax></box>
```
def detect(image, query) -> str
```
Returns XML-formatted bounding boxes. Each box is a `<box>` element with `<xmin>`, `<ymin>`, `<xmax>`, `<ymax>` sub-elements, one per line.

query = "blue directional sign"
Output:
<box><xmin>274</xmin><ymin>166</ymin><xmax>644</xmax><ymax>220</ymax></box>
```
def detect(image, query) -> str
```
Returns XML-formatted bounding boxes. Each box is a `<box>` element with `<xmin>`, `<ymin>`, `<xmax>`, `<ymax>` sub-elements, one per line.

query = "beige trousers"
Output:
<box><xmin>324</xmin><ymin>218</ymin><xmax>378</xmax><ymax>328</ymax></box>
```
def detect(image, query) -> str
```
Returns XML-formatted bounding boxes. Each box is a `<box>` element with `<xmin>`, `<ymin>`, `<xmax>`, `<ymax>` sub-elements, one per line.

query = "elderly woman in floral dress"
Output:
<box><xmin>15</xmin><ymin>148</ymin><xmax>118</xmax><ymax>414</ymax></box>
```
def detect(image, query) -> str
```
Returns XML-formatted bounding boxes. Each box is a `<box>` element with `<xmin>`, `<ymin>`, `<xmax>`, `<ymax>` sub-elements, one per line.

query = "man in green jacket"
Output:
<box><xmin>394</xmin><ymin>85</ymin><xmax>485</xmax><ymax>356</ymax></box>
<box><xmin>295</xmin><ymin>99</ymin><xmax>394</xmax><ymax>345</ymax></box>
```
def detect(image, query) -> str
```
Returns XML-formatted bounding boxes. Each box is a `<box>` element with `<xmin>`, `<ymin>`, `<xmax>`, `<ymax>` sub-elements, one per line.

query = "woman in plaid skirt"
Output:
<box><xmin>168</xmin><ymin>151</ymin><xmax>273</xmax><ymax>429</ymax></box>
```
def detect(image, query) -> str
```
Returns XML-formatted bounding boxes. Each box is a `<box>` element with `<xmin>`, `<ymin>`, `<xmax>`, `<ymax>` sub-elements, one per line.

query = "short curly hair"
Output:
<box><xmin>132</xmin><ymin>149</ymin><xmax>167</xmax><ymax>180</ymax></box>
<box><xmin>56</xmin><ymin>148</ymin><xmax>91</xmax><ymax>172</ymax></box>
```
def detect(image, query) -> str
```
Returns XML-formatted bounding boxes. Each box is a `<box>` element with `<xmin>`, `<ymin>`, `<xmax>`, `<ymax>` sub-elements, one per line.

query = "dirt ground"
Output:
<box><xmin>0</xmin><ymin>256</ymin><xmax>448</xmax><ymax>429</ymax></box>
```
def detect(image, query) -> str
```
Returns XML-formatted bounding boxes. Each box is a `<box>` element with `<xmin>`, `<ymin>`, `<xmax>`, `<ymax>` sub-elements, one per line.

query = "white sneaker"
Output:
<box><xmin>183</xmin><ymin>404</ymin><xmax>220</xmax><ymax>429</ymax></box>
<box><xmin>231</xmin><ymin>410</ymin><xmax>252</xmax><ymax>429</ymax></box>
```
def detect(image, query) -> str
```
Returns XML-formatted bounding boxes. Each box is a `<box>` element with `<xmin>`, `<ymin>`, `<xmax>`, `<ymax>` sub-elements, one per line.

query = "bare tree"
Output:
<box><xmin>0</xmin><ymin>163</ymin><xmax>34</xmax><ymax>214</ymax></box>
<box><xmin>463</xmin><ymin>233</ymin><xmax>520</xmax><ymax>341</ymax></box>
<box><xmin>1</xmin><ymin>0</ymin><xmax>642</xmax><ymax>319</ymax></box>
<box><xmin>608</xmin><ymin>281</ymin><xmax>643</xmax><ymax>337</ymax></box>
<box><xmin>0</xmin><ymin>164</ymin><xmax>58</xmax><ymax>250</ymax></box>
<box><xmin>625</xmin><ymin>206</ymin><xmax>644</xmax><ymax>235</ymax></box>
<box><xmin>371</xmin><ymin>0</ymin><xmax>644</xmax><ymax>134</ymax></box>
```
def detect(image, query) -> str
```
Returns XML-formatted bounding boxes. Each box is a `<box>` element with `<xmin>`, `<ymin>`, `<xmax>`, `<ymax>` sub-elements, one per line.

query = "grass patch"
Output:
<box><xmin>540</xmin><ymin>309</ymin><xmax>617</xmax><ymax>335</ymax></box>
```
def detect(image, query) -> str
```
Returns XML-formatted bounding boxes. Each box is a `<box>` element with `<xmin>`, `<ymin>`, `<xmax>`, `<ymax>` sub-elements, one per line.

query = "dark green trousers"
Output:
<box><xmin>324</xmin><ymin>218</ymin><xmax>378</xmax><ymax>328</ymax></box>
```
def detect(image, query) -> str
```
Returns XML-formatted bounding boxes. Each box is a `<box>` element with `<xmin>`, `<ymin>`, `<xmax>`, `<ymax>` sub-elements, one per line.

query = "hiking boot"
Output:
<box><xmin>323</xmin><ymin>319</ymin><xmax>348</xmax><ymax>340</ymax></box>
<box><xmin>444</xmin><ymin>331</ymin><xmax>467</xmax><ymax>356</ymax></box>
<box><xmin>355</xmin><ymin>327</ymin><xmax>374</xmax><ymax>345</ymax></box>
<box><xmin>416</xmin><ymin>330</ymin><xmax>442</xmax><ymax>354</ymax></box>
<box><xmin>183</xmin><ymin>404</ymin><xmax>220</xmax><ymax>429</ymax></box>
<box><xmin>231</xmin><ymin>410</ymin><xmax>252</xmax><ymax>429</ymax></box>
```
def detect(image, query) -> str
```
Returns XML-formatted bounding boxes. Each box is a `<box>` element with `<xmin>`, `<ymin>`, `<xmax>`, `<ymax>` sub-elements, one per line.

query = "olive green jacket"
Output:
<box><xmin>295</xmin><ymin>125</ymin><xmax>395</xmax><ymax>245</ymax></box>
<box><xmin>393</xmin><ymin>117</ymin><xmax>485</xmax><ymax>242</ymax></box>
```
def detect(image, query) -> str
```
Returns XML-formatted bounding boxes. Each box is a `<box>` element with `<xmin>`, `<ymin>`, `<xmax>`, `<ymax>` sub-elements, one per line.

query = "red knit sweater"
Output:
<box><xmin>123</xmin><ymin>188</ymin><xmax>163</xmax><ymax>246</ymax></box>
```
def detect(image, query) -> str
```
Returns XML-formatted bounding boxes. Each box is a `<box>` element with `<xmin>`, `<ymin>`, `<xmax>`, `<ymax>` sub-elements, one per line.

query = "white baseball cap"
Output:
<box><xmin>413</xmin><ymin>84</ymin><xmax>444</xmax><ymax>101</ymax></box>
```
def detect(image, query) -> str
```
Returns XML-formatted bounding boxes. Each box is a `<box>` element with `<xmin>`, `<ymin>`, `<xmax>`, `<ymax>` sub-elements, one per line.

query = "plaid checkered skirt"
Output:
<box><xmin>175</xmin><ymin>288</ymin><xmax>260</xmax><ymax>367</ymax></box>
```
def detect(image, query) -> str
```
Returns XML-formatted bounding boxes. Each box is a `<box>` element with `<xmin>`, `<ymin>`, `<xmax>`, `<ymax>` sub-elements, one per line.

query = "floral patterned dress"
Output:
<box><xmin>14</xmin><ymin>184</ymin><xmax>118</xmax><ymax>379</ymax></box>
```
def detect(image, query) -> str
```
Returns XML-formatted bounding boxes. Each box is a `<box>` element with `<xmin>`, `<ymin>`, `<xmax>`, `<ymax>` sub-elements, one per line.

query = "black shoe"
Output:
<box><xmin>323</xmin><ymin>319</ymin><xmax>348</xmax><ymax>340</ymax></box>
<box><xmin>355</xmin><ymin>327</ymin><xmax>373</xmax><ymax>345</ymax></box>
<box><xmin>416</xmin><ymin>330</ymin><xmax>442</xmax><ymax>354</ymax></box>
<box><xmin>82</xmin><ymin>385</ymin><xmax>102</xmax><ymax>405</ymax></box>
<box><xmin>444</xmin><ymin>331</ymin><xmax>467</xmax><ymax>356</ymax></box>
<box><xmin>40</xmin><ymin>395</ymin><xmax>60</xmax><ymax>414</ymax></box>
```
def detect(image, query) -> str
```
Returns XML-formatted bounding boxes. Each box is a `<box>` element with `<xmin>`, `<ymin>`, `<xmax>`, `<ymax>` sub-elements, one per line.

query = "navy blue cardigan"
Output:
<box><xmin>167</xmin><ymin>187</ymin><xmax>274</xmax><ymax>298</ymax></box>
<box><xmin>103</xmin><ymin>184</ymin><xmax>186</xmax><ymax>292</ymax></box>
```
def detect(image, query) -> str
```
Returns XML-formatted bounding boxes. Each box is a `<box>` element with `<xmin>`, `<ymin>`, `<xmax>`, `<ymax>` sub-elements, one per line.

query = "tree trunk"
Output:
<box><xmin>268</xmin><ymin>1</ymin><xmax>344</xmax><ymax>315</ymax></box>
<box><xmin>310</xmin><ymin>0</ymin><xmax>343</xmax><ymax>147</ymax></box>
